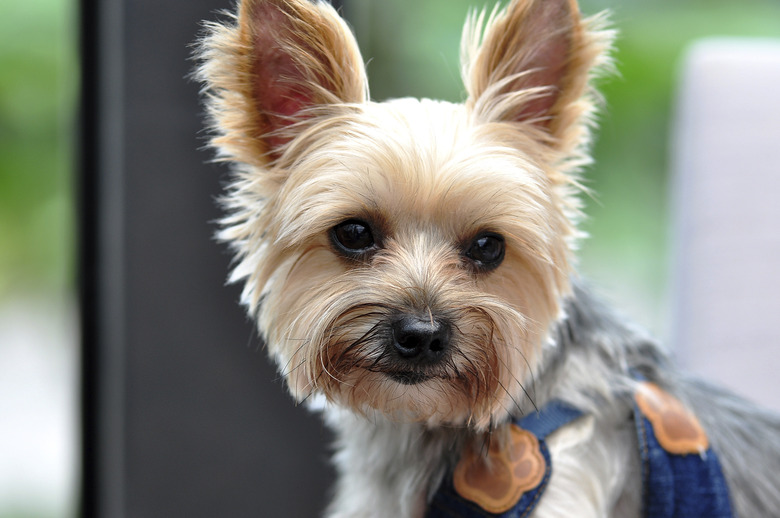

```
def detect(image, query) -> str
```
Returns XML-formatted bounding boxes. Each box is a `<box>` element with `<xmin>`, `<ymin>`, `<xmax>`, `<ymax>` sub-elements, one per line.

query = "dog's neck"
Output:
<box><xmin>321</xmin><ymin>407</ymin><xmax>465</xmax><ymax>518</ymax></box>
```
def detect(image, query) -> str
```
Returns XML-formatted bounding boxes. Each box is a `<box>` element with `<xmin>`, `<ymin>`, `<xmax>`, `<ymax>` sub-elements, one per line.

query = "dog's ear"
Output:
<box><xmin>198</xmin><ymin>0</ymin><xmax>367</xmax><ymax>165</ymax></box>
<box><xmin>462</xmin><ymin>0</ymin><xmax>611</xmax><ymax>148</ymax></box>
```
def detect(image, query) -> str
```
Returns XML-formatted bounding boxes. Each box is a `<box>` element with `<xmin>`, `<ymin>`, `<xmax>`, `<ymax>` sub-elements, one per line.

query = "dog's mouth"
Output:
<box><xmin>386</xmin><ymin>370</ymin><xmax>435</xmax><ymax>385</ymax></box>
<box><xmin>384</xmin><ymin>366</ymin><xmax>457</xmax><ymax>385</ymax></box>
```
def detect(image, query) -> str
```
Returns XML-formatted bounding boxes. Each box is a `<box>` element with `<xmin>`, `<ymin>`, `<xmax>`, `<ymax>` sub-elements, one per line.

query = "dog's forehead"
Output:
<box><xmin>289</xmin><ymin>98</ymin><xmax>553</xmax><ymax>233</ymax></box>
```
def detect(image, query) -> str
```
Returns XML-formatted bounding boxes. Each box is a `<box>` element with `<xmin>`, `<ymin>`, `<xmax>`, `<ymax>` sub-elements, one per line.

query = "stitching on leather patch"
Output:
<box><xmin>453</xmin><ymin>424</ymin><xmax>546</xmax><ymax>513</ymax></box>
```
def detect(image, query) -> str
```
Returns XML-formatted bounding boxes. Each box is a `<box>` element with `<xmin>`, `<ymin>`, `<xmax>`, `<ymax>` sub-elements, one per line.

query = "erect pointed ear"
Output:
<box><xmin>198</xmin><ymin>0</ymin><xmax>368</xmax><ymax>165</ymax></box>
<box><xmin>462</xmin><ymin>0</ymin><xmax>612</xmax><ymax>147</ymax></box>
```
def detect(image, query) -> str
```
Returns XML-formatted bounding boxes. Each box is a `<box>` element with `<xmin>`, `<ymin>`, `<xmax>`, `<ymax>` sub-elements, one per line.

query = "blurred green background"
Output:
<box><xmin>0</xmin><ymin>0</ymin><xmax>778</xmax><ymax>516</ymax></box>
<box><xmin>1</xmin><ymin>0</ymin><xmax>76</xmax><ymax>299</ymax></box>
<box><xmin>1</xmin><ymin>1</ymin><xmax>77</xmax><ymax>518</ymax></box>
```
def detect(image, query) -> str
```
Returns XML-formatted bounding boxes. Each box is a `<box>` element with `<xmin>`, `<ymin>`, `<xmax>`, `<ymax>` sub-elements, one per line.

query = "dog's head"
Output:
<box><xmin>197</xmin><ymin>0</ymin><xmax>612</xmax><ymax>430</ymax></box>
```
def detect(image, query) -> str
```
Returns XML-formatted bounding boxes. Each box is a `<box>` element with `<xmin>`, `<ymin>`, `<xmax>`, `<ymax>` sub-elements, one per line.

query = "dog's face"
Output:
<box><xmin>198</xmin><ymin>0</ymin><xmax>611</xmax><ymax>430</ymax></box>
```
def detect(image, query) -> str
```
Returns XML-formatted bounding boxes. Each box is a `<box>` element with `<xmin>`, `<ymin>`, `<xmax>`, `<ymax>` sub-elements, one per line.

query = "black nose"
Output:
<box><xmin>391</xmin><ymin>315</ymin><xmax>450</xmax><ymax>362</ymax></box>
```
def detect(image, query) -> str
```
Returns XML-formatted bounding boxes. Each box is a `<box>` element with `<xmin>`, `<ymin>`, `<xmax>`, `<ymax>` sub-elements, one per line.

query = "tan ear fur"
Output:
<box><xmin>462</xmin><ymin>0</ymin><xmax>613</xmax><ymax>150</ymax></box>
<box><xmin>197</xmin><ymin>0</ymin><xmax>368</xmax><ymax>165</ymax></box>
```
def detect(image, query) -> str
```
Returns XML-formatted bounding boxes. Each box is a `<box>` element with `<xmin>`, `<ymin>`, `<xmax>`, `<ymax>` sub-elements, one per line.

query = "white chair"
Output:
<box><xmin>669</xmin><ymin>38</ymin><xmax>780</xmax><ymax>412</ymax></box>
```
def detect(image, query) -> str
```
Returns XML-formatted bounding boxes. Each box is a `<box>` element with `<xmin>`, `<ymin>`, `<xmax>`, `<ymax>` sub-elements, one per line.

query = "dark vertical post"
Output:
<box><xmin>79</xmin><ymin>0</ymin><xmax>127</xmax><ymax>515</ymax></box>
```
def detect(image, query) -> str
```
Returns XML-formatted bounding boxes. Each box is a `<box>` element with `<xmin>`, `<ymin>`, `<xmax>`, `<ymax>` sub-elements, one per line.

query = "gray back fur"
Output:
<box><xmin>547</xmin><ymin>280</ymin><xmax>780</xmax><ymax>517</ymax></box>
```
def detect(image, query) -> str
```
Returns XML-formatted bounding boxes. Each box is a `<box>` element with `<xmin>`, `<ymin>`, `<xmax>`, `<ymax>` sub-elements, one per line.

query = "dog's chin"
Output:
<box><xmin>385</xmin><ymin>370</ymin><xmax>436</xmax><ymax>386</ymax></box>
<box><xmin>301</xmin><ymin>366</ymin><xmax>497</xmax><ymax>429</ymax></box>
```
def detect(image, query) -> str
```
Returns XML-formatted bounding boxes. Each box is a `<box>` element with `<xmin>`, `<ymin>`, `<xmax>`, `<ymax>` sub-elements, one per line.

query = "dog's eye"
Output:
<box><xmin>331</xmin><ymin>219</ymin><xmax>376</xmax><ymax>255</ymax></box>
<box><xmin>465</xmin><ymin>232</ymin><xmax>505</xmax><ymax>270</ymax></box>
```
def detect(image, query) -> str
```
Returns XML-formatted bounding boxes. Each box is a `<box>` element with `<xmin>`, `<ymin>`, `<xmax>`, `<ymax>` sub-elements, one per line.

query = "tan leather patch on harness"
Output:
<box><xmin>634</xmin><ymin>381</ymin><xmax>709</xmax><ymax>455</ymax></box>
<box><xmin>452</xmin><ymin>424</ymin><xmax>546</xmax><ymax>513</ymax></box>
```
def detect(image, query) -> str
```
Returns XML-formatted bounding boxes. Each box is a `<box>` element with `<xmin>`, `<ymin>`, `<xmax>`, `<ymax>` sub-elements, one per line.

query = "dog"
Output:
<box><xmin>195</xmin><ymin>0</ymin><xmax>780</xmax><ymax>516</ymax></box>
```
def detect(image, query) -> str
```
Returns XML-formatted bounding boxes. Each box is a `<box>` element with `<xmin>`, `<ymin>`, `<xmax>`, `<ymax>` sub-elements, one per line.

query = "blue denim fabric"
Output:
<box><xmin>425</xmin><ymin>402</ymin><xmax>582</xmax><ymax>518</ymax></box>
<box><xmin>635</xmin><ymin>408</ymin><xmax>734</xmax><ymax>518</ymax></box>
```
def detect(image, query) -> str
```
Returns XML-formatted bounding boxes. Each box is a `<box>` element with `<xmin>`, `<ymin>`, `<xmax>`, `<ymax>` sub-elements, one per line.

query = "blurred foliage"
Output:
<box><xmin>345</xmin><ymin>0</ymin><xmax>780</xmax><ymax>330</ymax></box>
<box><xmin>0</xmin><ymin>0</ymin><xmax>76</xmax><ymax>298</ymax></box>
<box><xmin>585</xmin><ymin>0</ymin><xmax>780</xmax><ymax>325</ymax></box>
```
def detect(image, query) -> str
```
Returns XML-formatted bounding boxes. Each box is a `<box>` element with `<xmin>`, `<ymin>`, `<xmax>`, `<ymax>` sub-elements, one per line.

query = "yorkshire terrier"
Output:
<box><xmin>196</xmin><ymin>0</ymin><xmax>780</xmax><ymax>516</ymax></box>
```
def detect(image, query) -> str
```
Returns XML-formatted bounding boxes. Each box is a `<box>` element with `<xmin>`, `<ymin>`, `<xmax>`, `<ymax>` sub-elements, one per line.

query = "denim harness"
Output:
<box><xmin>426</xmin><ymin>385</ymin><xmax>734</xmax><ymax>517</ymax></box>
